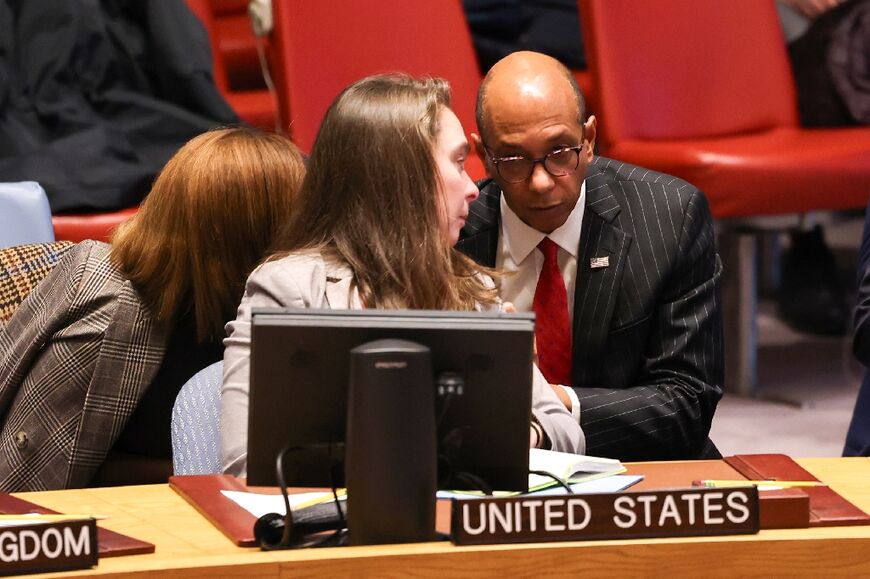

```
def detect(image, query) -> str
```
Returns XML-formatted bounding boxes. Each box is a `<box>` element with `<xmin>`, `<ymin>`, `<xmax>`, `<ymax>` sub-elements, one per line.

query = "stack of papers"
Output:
<box><xmin>223</xmin><ymin>450</ymin><xmax>635</xmax><ymax>516</ymax></box>
<box><xmin>528</xmin><ymin>448</ymin><xmax>626</xmax><ymax>491</ymax></box>
<box><xmin>437</xmin><ymin>449</ymin><xmax>636</xmax><ymax>499</ymax></box>
<box><xmin>221</xmin><ymin>490</ymin><xmax>343</xmax><ymax>518</ymax></box>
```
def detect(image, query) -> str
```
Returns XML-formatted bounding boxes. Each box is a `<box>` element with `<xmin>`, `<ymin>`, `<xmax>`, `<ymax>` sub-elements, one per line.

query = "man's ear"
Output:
<box><xmin>584</xmin><ymin>115</ymin><xmax>597</xmax><ymax>159</ymax></box>
<box><xmin>471</xmin><ymin>133</ymin><xmax>493</xmax><ymax>178</ymax></box>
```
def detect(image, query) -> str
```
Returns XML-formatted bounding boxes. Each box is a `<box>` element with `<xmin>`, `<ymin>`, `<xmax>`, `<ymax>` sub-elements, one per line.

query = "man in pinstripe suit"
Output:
<box><xmin>457</xmin><ymin>51</ymin><xmax>723</xmax><ymax>461</ymax></box>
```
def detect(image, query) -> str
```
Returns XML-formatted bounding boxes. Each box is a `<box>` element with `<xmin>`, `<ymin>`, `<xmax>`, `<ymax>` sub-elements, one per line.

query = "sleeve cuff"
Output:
<box><xmin>562</xmin><ymin>385</ymin><xmax>581</xmax><ymax>423</ymax></box>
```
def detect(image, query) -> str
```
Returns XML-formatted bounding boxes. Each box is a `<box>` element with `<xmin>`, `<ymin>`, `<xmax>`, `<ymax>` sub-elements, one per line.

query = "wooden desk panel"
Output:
<box><xmin>15</xmin><ymin>458</ymin><xmax>870</xmax><ymax>578</ymax></box>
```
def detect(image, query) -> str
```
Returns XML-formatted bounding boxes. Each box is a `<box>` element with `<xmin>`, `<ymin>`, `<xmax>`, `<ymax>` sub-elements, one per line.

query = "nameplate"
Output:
<box><xmin>451</xmin><ymin>487</ymin><xmax>759</xmax><ymax>545</ymax></box>
<box><xmin>0</xmin><ymin>519</ymin><xmax>98</xmax><ymax>576</ymax></box>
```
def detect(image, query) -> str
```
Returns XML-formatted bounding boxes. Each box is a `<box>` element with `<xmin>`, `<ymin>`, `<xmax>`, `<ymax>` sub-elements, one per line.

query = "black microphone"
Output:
<box><xmin>253</xmin><ymin>512</ymin><xmax>289</xmax><ymax>550</ymax></box>
<box><xmin>253</xmin><ymin>501</ymin><xmax>349</xmax><ymax>550</ymax></box>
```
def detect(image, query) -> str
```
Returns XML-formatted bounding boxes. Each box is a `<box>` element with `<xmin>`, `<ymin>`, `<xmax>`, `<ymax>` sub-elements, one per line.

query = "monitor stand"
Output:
<box><xmin>345</xmin><ymin>339</ymin><xmax>437</xmax><ymax>545</ymax></box>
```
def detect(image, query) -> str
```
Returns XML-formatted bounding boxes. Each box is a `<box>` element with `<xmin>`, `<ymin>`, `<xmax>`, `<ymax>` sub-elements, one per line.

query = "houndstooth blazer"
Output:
<box><xmin>0</xmin><ymin>241</ymin><xmax>75</xmax><ymax>324</ymax></box>
<box><xmin>457</xmin><ymin>156</ymin><xmax>724</xmax><ymax>462</ymax></box>
<box><xmin>0</xmin><ymin>241</ymin><xmax>166</xmax><ymax>491</ymax></box>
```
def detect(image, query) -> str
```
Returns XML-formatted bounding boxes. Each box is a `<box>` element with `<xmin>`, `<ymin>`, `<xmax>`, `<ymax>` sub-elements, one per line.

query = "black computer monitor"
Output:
<box><xmin>246</xmin><ymin>308</ymin><xmax>534</xmax><ymax>491</ymax></box>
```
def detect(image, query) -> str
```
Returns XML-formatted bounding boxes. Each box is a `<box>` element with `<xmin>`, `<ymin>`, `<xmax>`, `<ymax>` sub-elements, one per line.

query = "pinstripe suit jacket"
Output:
<box><xmin>0</xmin><ymin>241</ymin><xmax>166</xmax><ymax>491</ymax></box>
<box><xmin>456</xmin><ymin>157</ymin><xmax>724</xmax><ymax>461</ymax></box>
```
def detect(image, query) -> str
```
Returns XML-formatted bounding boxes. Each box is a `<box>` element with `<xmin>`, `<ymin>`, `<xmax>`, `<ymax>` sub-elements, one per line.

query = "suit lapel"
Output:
<box><xmin>571</xmin><ymin>163</ymin><xmax>632</xmax><ymax>387</ymax></box>
<box><xmin>455</xmin><ymin>179</ymin><xmax>501</xmax><ymax>267</ymax></box>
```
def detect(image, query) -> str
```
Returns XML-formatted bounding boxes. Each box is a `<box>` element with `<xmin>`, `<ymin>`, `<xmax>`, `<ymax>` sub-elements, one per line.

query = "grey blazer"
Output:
<box><xmin>0</xmin><ymin>241</ymin><xmax>166</xmax><ymax>491</ymax></box>
<box><xmin>457</xmin><ymin>157</ymin><xmax>724</xmax><ymax>461</ymax></box>
<box><xmin>220</xmin><ymin>251</ymin><xmax>585</xmax><ymax>477</ymax></box>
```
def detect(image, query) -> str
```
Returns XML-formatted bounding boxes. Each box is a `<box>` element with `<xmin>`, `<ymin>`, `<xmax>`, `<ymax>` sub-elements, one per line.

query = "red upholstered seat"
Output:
<box><xmin>52</xmin><ymin>207</ymin><xmax>138</xmax><ymax>244</ymax></box>
<box><xmin>223</xmin><ymin>90</ymin><xmax>276</xmax><ymax>133</ymax></box>
<box><xmin>579</xmin><ymin>0</ymin><xmax>870</xmax><ymax>394</ymax></box>
<box><xmin>214</xmin><ymin>14</ymin><xmax>267</xmax><ymax>90</ymax></box>
<box><xmin>207</xmin><ymin>0</ymin><xmax>263</xmax><ymax>89</ymax></box>
<box><xmin>268</xmin><ymin>0</ymin><xmax>486</xmax><ymax>179</ymax></box>
<box><xmin>185</xmin><ymin>0</ymin><xmax>277</xmax><ymax>132</ymax></box>
<box><xmin>572</xmin><ymin>70</ymin><xmax>596</xmax><ymax>116</ymax></box>
<box><xmin>209</xmin><ymin>0</ymin><xmax>247</xmax><ymax>13</ymax></box>
<box><xmin>610</xmin><ymin>127</ymin><xmax>870</xmax><ymax>218</ymax></box>
<box><xmin>579</xmin><ymin>0</ymin><xmax>870</xmax><ymax>219</ymax></box>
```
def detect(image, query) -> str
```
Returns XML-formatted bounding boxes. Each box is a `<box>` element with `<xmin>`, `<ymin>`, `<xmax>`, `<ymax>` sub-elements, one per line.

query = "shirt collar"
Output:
<box><xmin>500</xmin><ymin>180</ymin><xmax>586</xmax><ymax>264</ymax></box>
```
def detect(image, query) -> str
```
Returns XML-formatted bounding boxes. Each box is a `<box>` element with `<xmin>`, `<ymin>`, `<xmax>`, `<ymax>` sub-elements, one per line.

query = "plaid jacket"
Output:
<box><xmin>0</xmin><ymin>241</ymin><xmax>167</xmax><ymax>491</ymax></box>
<box><xmin>0</xmin><ymin>242</ymin><xmax>75</xmax><ymax>324</ymax></box>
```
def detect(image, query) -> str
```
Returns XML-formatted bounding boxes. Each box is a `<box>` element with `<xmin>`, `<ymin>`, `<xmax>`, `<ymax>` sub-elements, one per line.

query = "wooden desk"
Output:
<box><xmin>15</xmin><ymin>458</ymin><xmax>870</xmax><ymax>578</ymax></box>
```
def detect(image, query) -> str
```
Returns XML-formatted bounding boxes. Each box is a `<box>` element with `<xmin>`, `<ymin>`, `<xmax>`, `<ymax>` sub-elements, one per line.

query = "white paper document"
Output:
<box><xmin>221</xmin><ymin>490</ymin><xmax>337</xmax><ymax>519</ymax></box>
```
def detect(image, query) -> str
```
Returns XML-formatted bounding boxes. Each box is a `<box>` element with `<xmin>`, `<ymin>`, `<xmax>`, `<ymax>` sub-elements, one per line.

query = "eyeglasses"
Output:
<box><xmin>487</xmin><ymin>145</ymin><xmax>585</xmax><ymax>183</ymax></box>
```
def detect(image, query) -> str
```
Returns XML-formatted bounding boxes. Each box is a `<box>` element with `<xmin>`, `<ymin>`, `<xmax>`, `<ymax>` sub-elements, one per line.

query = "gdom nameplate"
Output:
<box><xmin>451</xmin><ymin>487</ymin><xmax>759</xmax><ymax>545</ymax></box>
<box><xmin>0</xmin><ymin>518</ymin><xmax>98</xmax><ymax>575</ymax></box>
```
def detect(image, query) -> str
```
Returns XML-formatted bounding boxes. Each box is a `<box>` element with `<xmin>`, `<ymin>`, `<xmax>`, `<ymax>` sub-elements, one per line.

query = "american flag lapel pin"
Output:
<box><xmin>590</xmin><ymin>256</ymin><xmax>609</xmax><ymax>269</ymax></box>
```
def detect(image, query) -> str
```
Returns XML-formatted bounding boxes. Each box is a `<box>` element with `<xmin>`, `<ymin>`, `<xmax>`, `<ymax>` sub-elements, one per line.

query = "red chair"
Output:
<box><xmin>267</xmin><ymin>0</ymin><xmax>486</xmax><ymax>179</ymax></box>
<box><xmin>185</xmin><ymin>0</ymin><xmax>277</xmax><ymax>132</ymax></box>
<box><xmin>210</xmin><ymin>0</ymin><xmax>266</xmax><ymax>90</ymax></box>
<box><xmin>572</xmin><ymin>70</ymin><xmax>596</xmax><ymax>115</ymax></box>
<box><xmin>578</xmin><ymin>0</ymin><xmax>870</xmax><ymax>394</ymax></box>
<box><xmin>579</xmin><ymin>0</ymin><xmax>870</xmax><ymax>218</ymax></box>
<box><xmin>52</xmin><ymin>207</ymin><xmax>138</xmax><ymax>244</ymax></box>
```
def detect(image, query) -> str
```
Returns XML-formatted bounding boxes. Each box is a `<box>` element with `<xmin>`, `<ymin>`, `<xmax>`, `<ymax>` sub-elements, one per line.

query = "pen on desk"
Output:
<box><xmin>0</xmin><ymin>513</ymin><xmax>107</xmax><ymax>522</ymax></box>
<box><xmin>696</xmin><ymin>479</ymin><xmax>825</xmax><ymax>489</ymax></box>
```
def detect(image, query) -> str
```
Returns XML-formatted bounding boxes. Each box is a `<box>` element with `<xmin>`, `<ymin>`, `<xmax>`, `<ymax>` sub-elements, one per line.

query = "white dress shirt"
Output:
<box><xmin>496</xmin><ymin>181</ymin><xmax>586</xmax><ymax>422</ymax></box>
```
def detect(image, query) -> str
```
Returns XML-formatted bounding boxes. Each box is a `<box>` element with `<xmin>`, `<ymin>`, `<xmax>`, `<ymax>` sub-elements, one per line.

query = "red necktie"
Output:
<box><xmin>532</xmin><ymin>238</ymin><xmax>572</xmax><ymax>385</ymax></box>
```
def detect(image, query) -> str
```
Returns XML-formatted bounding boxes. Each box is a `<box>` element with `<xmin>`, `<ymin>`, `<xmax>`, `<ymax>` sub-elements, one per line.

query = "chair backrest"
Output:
<box><xmin>184</xmin><ymin>0</ymin><xmax>232</xmax><ymax>93</ymax></box>
<box><xmin>579</xmin><ymin>0</ymin><xmax>799</xmax><ymax>147</ymax></box>
<box><xmin>51</xmin><ymin>206</ymin><xmax>139</xmax><ymax>244</ymax></box>
<box><xmin>0</xmin><ymin>182</ymin><xmax>55</xmax><ymax>248</ymax></box>
<box><xmin>268</xmin><ymin>0</ymin><xmax>482</xmax><ymax>160</ymax></box>
<box><xmin>171</xmin><ymin>361</ymin><xmax>224</xmax><ymax>475</ymax></box>
<box><xmin>210</xmin><ymin>0</ymin><xmax>248</xmax><ymax>16</ymax></box>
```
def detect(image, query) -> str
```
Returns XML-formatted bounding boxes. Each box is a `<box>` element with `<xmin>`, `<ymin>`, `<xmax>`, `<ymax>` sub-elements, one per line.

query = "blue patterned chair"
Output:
<box><xmin>171</xmin><ymin>361</ymin><xmax>224</xmax><ymax>475</ymax></box>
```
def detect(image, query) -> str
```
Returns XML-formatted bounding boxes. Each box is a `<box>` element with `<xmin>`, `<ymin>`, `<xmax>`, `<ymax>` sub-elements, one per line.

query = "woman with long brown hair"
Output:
<box><xmin>221</xmin><ymin>75</ymin><xmax>584</xmax><ymax>477</ymax></box>
<box><xmin>0</xmin><ymin>127</ymin><xmax>305</xmax><ymax>490</ymax></box>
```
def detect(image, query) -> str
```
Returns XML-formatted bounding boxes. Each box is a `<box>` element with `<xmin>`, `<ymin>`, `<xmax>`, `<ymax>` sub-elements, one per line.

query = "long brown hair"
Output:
<box><xmin>111</xmin><ymin>127</ymin><xmax>305</xmax><ymax>341</ymax></box>
<box><xmin>272</xmin><ymin>74</ymin><xmax>496</xmax><ymax>310</ymax></box>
